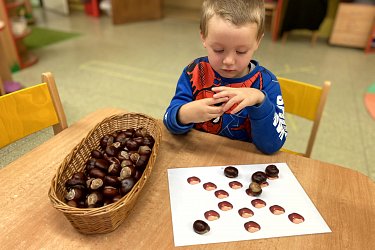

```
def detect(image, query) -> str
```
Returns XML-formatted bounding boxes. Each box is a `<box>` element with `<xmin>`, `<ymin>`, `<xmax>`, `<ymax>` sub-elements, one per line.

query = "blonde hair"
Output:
<box><xmin>200</xmin><ymin>0</ymin><xmax>265</xmax><ymax>41</ymax></box>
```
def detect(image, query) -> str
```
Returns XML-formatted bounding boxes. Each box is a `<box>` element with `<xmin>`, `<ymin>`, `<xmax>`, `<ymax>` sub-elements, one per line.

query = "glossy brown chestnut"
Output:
<box><xmin>107</xmin><ymin>162</ymin><xmax>121</xmax><ymax>176</ymax></box>
<box><xmin>65</xmin><ymin>187</ymin><xmax>85</xmax><ymax>201</ymax></box>
<box><xmin>138</xmin><ymin>145</ymin><xmax>152</xmax><ymax>156</ymax></box>
<box><xmin>126</xmin><ymin>139</ymin><xmax>138</xmax><ymax>151</ymax></box>
<box><xmin>224</xmin><ymin>166</ymin><xmax>238</xmax><ymax>178</ymax></box>
<box><xmin>265</xmin><ymin>164</ymin><xmax>279</xmax><ymax>179</ymax></box>
<box><xmin>121</xmin><ymin>159</ymin><xmax>133</xmax><ymax>168</ymax></box>
<box><xmin>104</xmin><ymin>175</ymin><xmax>120</xmax><ymax>187</ymax></box>
<box><xmin>133</xmin><ymin>137</ymin><xmax>144</xmax><ymax>146</ymax></box>
<box><xmin>203</xmin><ymin>182</ymin><xmax>217</xmax><ymax>191</ymax></box>
<box><xmin>120</xmin><ymin>177</ymin><xmax>136</xmax><ymax>195</ymax></box>
<box><xmin>238</xmin><ymin>208</ymin><xmax>254</xmax><ymax>218</ymax></box>
<box><xmin>88</xmin><ymin>168</ymin><xmax>106</xmax><ymax>179</ymax></box>
<box><xmin>244</xmin><ymin>221</ymin><xmax>261</xmax><ymax>233</ymax></box>
<box><xmin>246</xmin><ymin>182</ymin><xmax>262</xmax><ymax>196</ymax></box>
<box><xmin>193</xmin><ymin>220</ymin><xmax>210</xmax><ymax>235</ymax></box>
<box><xmin>214</xmin><ymin>190</ymin><xmax>229</xmax><ymax>199</ymax></box>
<box><xmin>135</xmin><ymin>154</ymin><xmax>149</xmax><ymax>170</ymax></box>
<box><xmin>218</xmin><ymin>201</ymin><xmax>233</xmax><ymax>211</ymax></box>
<box><xmin>87</xmin><ymin>178</ymin><xmax>104</xmax><ymax>190</ymax></box>
<box><xmin>187</xmin><ymin>176</ymin><xmax>201</xmax><ymax>185</ymax></box>
<box><xmin>129</xmin><ymin>152</ymin><xmax>140</xmax><ymax>164</ymax></box>
<box><xmin>105</xmin><ymin>145</ymin><xmax>119</xmax><ymax>157</ymax></box>
<box><xmin>229</xmin><ymin>181</ymin><xmax>243</xmax><ymax>189</ymax></box>
<box><xmin>269</xmin><ymin>205</ymin><xmax>285</xmax><ymax>215</ymax></box>
<box><xmin>103</xmin><ymin>186</ymin><xmax>119</xmax><ymax>198</ymax></box>
<box><xmin>94</xmin><ymin>158</ymin><xmax>110</xmax><ymax>171</ymax></box>
<box><xmin>86</xmin><ymin>191</ymin><xmax>104</xmax><ymax>208</ymax></box>
<box><xmin>251</xmin><ymin>199</ymin><xmax>266</xmax><ymax>208</ymax></box>
<box><xmin>117</xmin><ymin>150</ymin><xmax>130</xmax><ymax>161</ymax></box>
<box><xmin>288</xmin><ymin>213</ymin><xmax>305</xmax><ymax>224</ymax></box>
<box><xmin>91</xmin><ymin>149</ymin><xmax>103</xmax><ymax>159</ymax></box>
<box><xmin>251</xmin><ymin>171</ymin><xmax>268</xmax><ymax>187</ymax></box>
<box><xmin>133</xmin><ymin>170</ymin><xmax>143</xmax><ymax>180</ymax></box>
<box><xmin>100</xmin><ymin>134</ymin><xmax>114</xmax><ymax>150</ymax></box>
<box><xmin>65</xmin><ymin>172</ymin><xmax>86</xmax><ymax>188</ymax></box>
<box><xmin>119</xmin><ymin>166</ymin><xmax>136</xmax><ymax>180</ymax></box>
<box><xmin>134</xmin><ymin>127</ymin><xmax>148</xmax><ymax>137</ymax></box>
<box><xmin>204</xmin><ymin>210</ymin><xmax>220</xmax><ymax>221</ymax></box>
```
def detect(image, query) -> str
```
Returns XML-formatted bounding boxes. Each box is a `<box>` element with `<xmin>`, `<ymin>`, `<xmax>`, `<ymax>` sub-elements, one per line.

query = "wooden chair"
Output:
<box><xmin>0</xmin><ymin>72</ymin><xmax>67</xmax><ymax>148</ymax></box>
<box><xmin>278</xmin><ymin>77</ymin><xmax>331</xmax><ymax>157</ymax></box>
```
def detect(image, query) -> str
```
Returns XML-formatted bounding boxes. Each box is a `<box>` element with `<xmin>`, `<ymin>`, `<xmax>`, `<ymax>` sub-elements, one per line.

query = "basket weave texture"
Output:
<box><xmin>48</xmin><ymin>112</ymin><xmax>162</xmax><ymax>234</ymax></box>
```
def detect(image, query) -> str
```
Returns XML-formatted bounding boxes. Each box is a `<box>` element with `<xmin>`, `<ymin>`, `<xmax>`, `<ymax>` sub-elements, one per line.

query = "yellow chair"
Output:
<box><xmin>0</xmin><ymin>72</ymin><xmax>67</xmax><ymax>148</ymax></box>
<box><xmin>278</xmin><ymin>77</ymin><xmax>331</xmax><ymax>157</ymax></box>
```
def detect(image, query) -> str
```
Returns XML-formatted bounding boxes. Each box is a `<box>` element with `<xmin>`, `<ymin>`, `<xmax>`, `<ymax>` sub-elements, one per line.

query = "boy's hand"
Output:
<box><xmin>178</xmin><ymin>97</ymin><xmax>228</xmax><ymax>124</ymax></box>
<box><xmin>212</xmin><ymin>86</ymin><xmax>265</xmax><ymax>114</ymax></box>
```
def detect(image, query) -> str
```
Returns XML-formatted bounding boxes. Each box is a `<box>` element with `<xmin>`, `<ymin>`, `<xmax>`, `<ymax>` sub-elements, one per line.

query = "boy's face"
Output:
<box><xmin>201</xmin><ymin>15</ymin><xmax>262</xmax><ymax>79</ymax></box>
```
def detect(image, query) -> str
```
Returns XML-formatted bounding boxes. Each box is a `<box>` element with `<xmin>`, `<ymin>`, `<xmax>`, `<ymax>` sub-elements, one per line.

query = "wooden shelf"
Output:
<box><xmin>0</xmin><ymin>0</ymin><xmax>37</xmax><ymax>71</ymax></box>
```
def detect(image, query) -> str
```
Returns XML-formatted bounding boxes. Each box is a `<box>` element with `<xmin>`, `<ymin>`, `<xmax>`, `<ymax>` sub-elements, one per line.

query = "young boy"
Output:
<box><xmin>163</xmin><ymin>0</ymin><xmax>287</xmax><ymax>154</ymax></box>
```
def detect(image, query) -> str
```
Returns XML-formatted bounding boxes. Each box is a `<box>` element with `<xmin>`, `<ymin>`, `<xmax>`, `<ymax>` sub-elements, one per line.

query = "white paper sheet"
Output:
<box><xmin>167</xmin><ymin>163</ymin><xmax>331</xmax><ymax>247</ymax></box>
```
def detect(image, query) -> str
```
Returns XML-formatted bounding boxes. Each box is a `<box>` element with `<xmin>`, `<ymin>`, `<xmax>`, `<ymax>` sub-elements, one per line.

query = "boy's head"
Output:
<box><xmin>199</xmin><ymin>0</ymin><xmax>265</xmax><ymax>79</ymax></box>
<box><xmin>200</xmin><ymin>0</ymin><xmax>265</xmax><ymax>41</ymax></box>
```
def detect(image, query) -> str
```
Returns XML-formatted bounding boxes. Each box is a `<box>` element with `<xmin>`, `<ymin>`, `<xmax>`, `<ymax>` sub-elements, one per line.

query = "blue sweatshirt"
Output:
<box><xmin>163</xmin><ymin>57</ymin><xmax>287</xmax><ymax>154</ymax></box>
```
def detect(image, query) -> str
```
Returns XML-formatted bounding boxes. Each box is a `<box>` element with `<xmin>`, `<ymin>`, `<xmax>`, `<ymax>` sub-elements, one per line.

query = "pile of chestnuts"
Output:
<box><xmin>64</xmin><ymin>127</ymin><xmax>155</xmax><ymax>208</ymax></box>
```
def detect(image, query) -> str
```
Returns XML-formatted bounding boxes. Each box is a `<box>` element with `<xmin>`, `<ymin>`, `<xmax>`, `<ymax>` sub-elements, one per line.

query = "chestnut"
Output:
<box><xmin>65</xmin><ymin>172</ymin><xmax>86</xmax><ymax>188</ymax></box>
<box><xmin>88</xmin><ymin>168</ymin><xmax>106</xmax><ymax>179</ymax></box>
<box><xmin>87</xmin><ymin>178</ymin><xmax>104</xmax><ymax>190</ymax></box>
<box><xmin>90</xmin><ymin>149</ymin><xmax>103</xmax><ymax>159</ymax></box>
<box><xmin>124</xmin><ymin>129</ymin><xmax>134</xmax><ymax>138</ymax></box>
<box><xmin>121</xmin><ymin>159</ymin><xmax>133</xmax><ymax>168</ymax></box>
<box><xmin>126</xmin><ymin>139</ymin><xmax>138</xmax><ymax>151</ymax></box>
<box><xmin>120</xmin><ymin>177</ymin><xmax>136</xmax><ymax>196</ymax></box>
<box><xmin>251</xmin><ymin>171</ymin><xmax>268</xmax><ymax>187</ymax></box>
<box><xmin>265</xmin><ymin>164</ymin><xmax>279</xmax><ymax>179</ymax></box>
<box><xmin>135</xmin><ymin>154</ymin><xmax>149</xmax><ymax>170</ymax></box>
<box><xmin>138</xmin><ymin>145</ymin><xmax>151</xmax><ymax>156</ymax></box>
<box><xmin>104</xmin><ymin>175</ymin><xmax>120</xmax><ymax>187</ymax></box>
<box><xmin>133</xmin><ymin>137</ymin><xmax>144</xmax><ymax>146</ymax></box>
<box><xmin>112</xmin><ymin>194</ymin><xmax>122</xmax><ymax>203</ymax></box>
<box><xmin>143</xmin><ymin>135</ymin><xmax>154</xmax><ymax>148</ymax></box>
<box><xmin>193</xmin><ymin>220</ymin><xmax>210</xmax><ymax>235</ymax></box>
<box><xmin>246</xmin><ymin>182</ymin><xmax>262</xmax><ymax>197</ymax></box>
<box><xmin>134</xmin><ymin>127</ymin><xmax>147</xmax><ymax>137</ymax></box>
<box><xmin>94</xmin><ymin>158</ymin><xmax>110</xmax><ymax>171</ymax></box>
<box><xmin>120</xmin><ymin>166</ymin><xmax>136</xmax><ymax>180</ymax></box>
<box><xmin>224</xmin><ymin>166</ymin><xmax>238</xmax><ymax>178</ymax></box>
<box><xmin>129</xmin><ymin>152</ymin><xmax>140</xmax><ymax>164</ymax></box>
<box><xmin>117</xmin><ymin>150</ymin><xmax>130</xmax><ymax>161</ymax></box>
<box><xmin>108</xmin><ymin>162</ymin><xmax>121</xmax><ymax>176</ymax></box>
<box><xmin>100</xmin><ymin>135</ymin><xmax>114</xmax><ymax>150</ymax></box>
<box><xmin>65</xmin><ymin>187</ymin><xmax>85</xmax><ymax>201</ymax></box>
<box><xmin>66</xmin><ymin>200</ymin><xmax>78</xmax><ymax>207</ymax></box>
<box><xmin>115</xmin><ymin>132</ymin><xmax>128</xmax><ymax>146</ymax></box>
<box><xmin>105</xmin><ymin>145</ymin><xmax>119</xmax><ymax>157</ymax></box>
<box><xmin>133</xmin><ymin>170</ymin><xmax>143</xmax><ymax>181</ymax></box>
<box><xmin>103</xmin><ymin>186</ymin><xmax>119</xmax><ymax>198</ymax></box>
<box><xmin>86</xmin><ymin>191</ymin><xmax>104</xmax><ymax>208</ymax></box>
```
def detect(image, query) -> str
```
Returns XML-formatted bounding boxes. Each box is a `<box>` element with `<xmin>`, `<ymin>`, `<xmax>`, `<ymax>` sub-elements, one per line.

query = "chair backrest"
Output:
<box><xmin>0</xmin><ymin>72</ymin><xmax>67</xmax><ymax>148</ymax></box>
<box><xmin>278</xmin><ymin>77</ymin><xmax>331</xmax><ymax>157</ymax></box>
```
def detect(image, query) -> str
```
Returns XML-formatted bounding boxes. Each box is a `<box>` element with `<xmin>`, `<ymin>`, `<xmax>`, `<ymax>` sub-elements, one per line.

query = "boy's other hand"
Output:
<box><xmin>178</xmin><ymin>97</ymin><xmax>228</xmax><ymax>124</ymax></box>
<box><xmin>212</xmin><ymin>86</ymin><xmax>265</xmax><ymax>114</ymax></box>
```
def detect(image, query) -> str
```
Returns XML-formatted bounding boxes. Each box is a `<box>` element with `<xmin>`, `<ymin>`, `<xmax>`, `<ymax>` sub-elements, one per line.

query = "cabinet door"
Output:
<box><xmin>111</xmin><ymin>0</ymin><xmax>162</xmax><ymax>25</ymax></box>
<box><xmin>42</xmin><ymin>0</ymin><xmax>70</xmax><ymax>15</ymax></box>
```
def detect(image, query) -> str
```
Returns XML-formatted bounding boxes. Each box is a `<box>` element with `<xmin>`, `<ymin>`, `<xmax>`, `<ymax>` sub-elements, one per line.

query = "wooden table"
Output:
<box><xmin>1</xmin><ymin>108</ymin><xmax>374</xmax><ymax>249</ymax></box>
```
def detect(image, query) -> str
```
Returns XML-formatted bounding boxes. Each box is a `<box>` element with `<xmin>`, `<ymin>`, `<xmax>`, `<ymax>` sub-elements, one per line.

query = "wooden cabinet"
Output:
<box><xmin>0</xmin><ymin>0</ymin><xmax>37</xmax><ymax>72</ymax></box>
<box><xmin>329</xmin><ymin>3</ymin><xmax>375</xmax><ymax>52</ymax></box>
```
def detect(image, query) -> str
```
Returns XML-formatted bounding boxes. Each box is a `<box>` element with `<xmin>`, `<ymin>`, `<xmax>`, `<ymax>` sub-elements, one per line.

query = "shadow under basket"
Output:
<box><xmin>48</xmin><ymin>112</ymin><xmax>162</xmax><ymax>234</ymax></box>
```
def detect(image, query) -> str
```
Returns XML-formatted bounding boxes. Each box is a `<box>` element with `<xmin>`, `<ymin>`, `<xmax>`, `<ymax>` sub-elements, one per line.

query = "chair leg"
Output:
<box><xmin>311</xmin><ymin>31</ymin><xmax>319</xmax><ymax>47</ymax></box>
<box><xmin>282</xmin><ymin>32</ymin><xmax>289</xmax><ymax>44</ymax></box>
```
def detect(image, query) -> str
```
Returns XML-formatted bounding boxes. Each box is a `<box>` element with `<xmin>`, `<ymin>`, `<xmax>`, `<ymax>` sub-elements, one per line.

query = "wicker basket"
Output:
<box><xmin>48</xmin><ymin>112</ymin><xmax>162</xmax><ymax>234</ymax></box>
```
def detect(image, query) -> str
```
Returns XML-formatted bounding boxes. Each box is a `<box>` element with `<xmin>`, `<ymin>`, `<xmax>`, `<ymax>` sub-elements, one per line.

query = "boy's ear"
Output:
<box><xmin>200</xmin><ymin>32</ymin><xmax>206</xmax><ymax>48</ymax></box>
